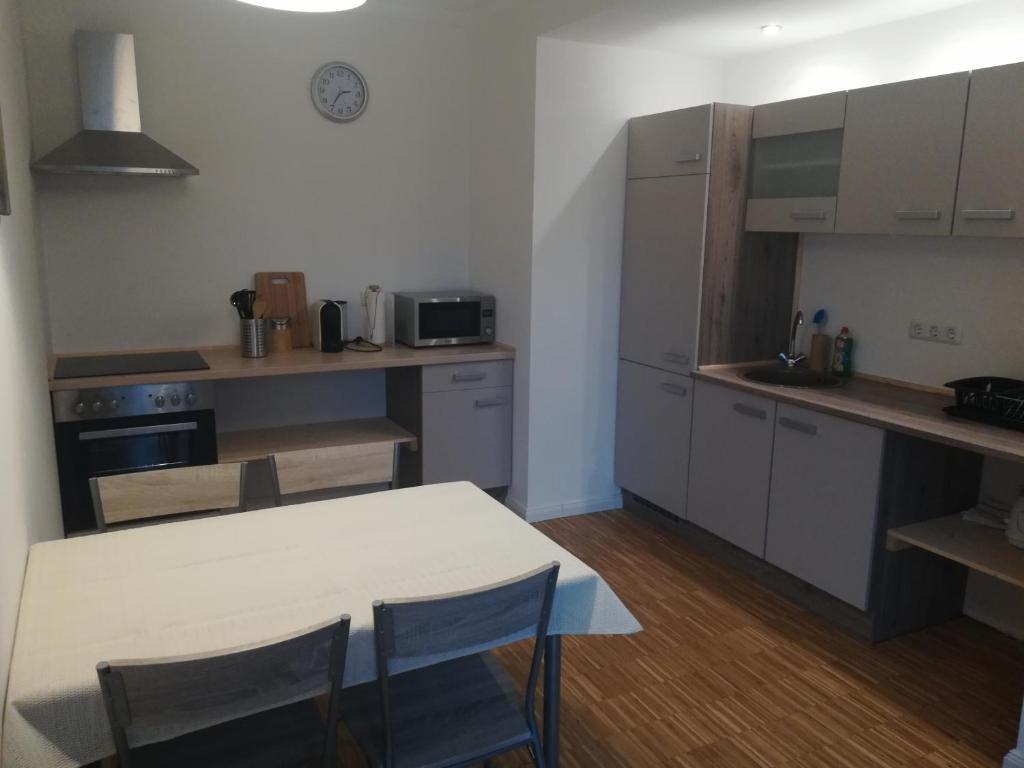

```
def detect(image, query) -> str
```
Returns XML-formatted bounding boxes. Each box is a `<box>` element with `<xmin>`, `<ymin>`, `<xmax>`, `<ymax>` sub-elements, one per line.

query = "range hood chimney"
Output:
<box><xmin>32</xmin><ymin>31</ymin><xmax>198</xmax><ymax>177</ymax></box>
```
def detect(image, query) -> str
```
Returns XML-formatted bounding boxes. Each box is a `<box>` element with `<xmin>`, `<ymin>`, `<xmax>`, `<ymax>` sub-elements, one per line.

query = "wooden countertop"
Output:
<box><xmin>49</xmin><ymin>343</ymin><xmax>515</xmax><ymax>391</ymax></box>
<box><xmin>695</xmin><ymin>363</ymin><xmax>1024</xmax><ymax>464</ymax></box>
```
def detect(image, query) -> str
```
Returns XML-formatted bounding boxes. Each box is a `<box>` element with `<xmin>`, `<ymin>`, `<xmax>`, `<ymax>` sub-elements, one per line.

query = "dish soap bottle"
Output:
<box><xmin>832</xmin><ymin>327</ymin><xmax>854</xmax><ymax>377</ymax></box>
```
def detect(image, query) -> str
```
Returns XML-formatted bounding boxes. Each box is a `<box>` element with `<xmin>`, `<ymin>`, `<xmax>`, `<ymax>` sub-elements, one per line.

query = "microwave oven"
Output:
<box><xmin>393</xmin><ymin>291</ymin><xmax>496</xmax><ymax>348</ymax></box>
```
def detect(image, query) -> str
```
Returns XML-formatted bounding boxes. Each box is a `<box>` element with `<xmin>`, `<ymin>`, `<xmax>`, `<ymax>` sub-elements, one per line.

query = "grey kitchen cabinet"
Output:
<box><xmin>387</xmin><ymin>361</ymin><xmax>513</xmax><ymax>490</ymax></box>
<box><xmin>627</xmin><ymin>105</ymin><xmax>712</xmax><ymax>179</ymax></box>
<box><xmin>836</xmin><ymin>72</ymin><xmax>969</xmax><ymax>236</ymax></box>
<box><xmin>615</xmin><ymin>360</ymin><xmax>692</xmax><ymax>517</ymax></box>
<box><xmin>765</xmin><ymin>404</ymin><xmax>884</xmax><ymax>609</ymax></box>
<box><xmin>954</xmin><ymin>62</ymin><xmax>1024</xmax><ymax>238</ymax></box>
<box><xmin>619</xmin><ymin>175</ymin><xmax>707</xmax><ymax>374</ymax></box>
<box><xmin>687</xmin><ymin>380</ymin><xmax>777</xmax><ymax>556</ymax></box>
<box><xmin>747</xmin><ymin>92</ymin><xmax>846</xmax><ymax>234</ymax></box>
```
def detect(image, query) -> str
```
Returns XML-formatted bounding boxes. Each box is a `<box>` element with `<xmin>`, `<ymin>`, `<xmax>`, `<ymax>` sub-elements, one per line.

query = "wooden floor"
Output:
<box><xmin>337</xmin><ymin>508</ymin><xmax>1024</xmax><ymax>767</ymax></box>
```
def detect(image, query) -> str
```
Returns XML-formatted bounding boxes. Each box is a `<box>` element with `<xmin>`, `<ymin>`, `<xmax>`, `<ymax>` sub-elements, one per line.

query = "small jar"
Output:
<box><xmin>268</xmin><ymin>317</ymin><xmax>293</xmax><ymax>354</ymax></box>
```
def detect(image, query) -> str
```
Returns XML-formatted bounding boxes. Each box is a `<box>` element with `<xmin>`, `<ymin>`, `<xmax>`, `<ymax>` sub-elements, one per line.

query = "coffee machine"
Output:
<box><xmin>311</xmin><ymin>300</ymin><xmax>348</xmax><ymax>353</ymax></box>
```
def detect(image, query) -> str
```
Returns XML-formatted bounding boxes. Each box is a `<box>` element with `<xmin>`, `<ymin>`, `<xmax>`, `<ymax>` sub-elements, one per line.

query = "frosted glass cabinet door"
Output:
<box><xmin>836</xmin><ymin>72</ymin><xmax>969</xmax><ymax>236</ymax></box>
<box><xmin>627</xmin><ymin>105</ymin><xmax>712</xmax><ymax>179</ymax></box>
<box><xmin>955</xmin><ymin>62</ymin><xmax>1024</xmax><ymax>238</ymax></box>
<box><xmin>687</xmin><ymin>380</ymin><xmax>776</xmax><ymax>557</ymax></box>
<box><xmin>615</xmin><ymin>360</ymin><xmax>692</xmax><ymax>518</ymax></box>
<box><xmin>619</xmin><ymin>175</ymin><xmax>707</xmax><ymax>374</ymax></box>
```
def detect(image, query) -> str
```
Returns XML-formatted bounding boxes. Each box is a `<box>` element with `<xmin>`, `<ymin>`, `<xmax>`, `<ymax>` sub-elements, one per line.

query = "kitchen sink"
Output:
<box><xmin>742</xmin><ymin>367</ymin><xmax>844</xmax><ymax>389</ymax></box>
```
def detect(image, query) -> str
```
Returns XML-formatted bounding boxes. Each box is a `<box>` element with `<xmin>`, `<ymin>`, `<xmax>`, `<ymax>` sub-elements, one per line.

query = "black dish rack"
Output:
<box><xmin>944</xmin><ymin>377</ymin><xmax>1024</xmax><ymax>432</ymax></box>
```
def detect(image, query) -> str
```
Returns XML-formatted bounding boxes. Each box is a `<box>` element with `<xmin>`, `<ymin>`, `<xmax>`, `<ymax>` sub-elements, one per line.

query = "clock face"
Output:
<box><xmin>311</xmin><ymin>63</ymin><xmax>368</xmax><ymax>122</ymax></box>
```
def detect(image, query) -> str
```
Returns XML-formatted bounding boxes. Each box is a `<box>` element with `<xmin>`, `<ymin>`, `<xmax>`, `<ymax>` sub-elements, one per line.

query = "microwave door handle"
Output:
<box><xmin>78</xmin><ymin>422</ymin><xmax>199</xmax><ymax>441</ymax></box>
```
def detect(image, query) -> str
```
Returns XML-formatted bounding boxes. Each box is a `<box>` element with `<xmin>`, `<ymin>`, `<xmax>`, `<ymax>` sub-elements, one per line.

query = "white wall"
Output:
<box><xmin>0</xmin><ymin>0</ymin><xmax>64</xmax><ymax>747</ymax></box>
<box><xmin>21</xmin><ymin>0</ymin><xmax>473</xmax><ymax>353</ymax></box>
<box><xmin>525</xmin><ymin>37</ymin><xmax>722</xmax><ymax>520</ymax></box>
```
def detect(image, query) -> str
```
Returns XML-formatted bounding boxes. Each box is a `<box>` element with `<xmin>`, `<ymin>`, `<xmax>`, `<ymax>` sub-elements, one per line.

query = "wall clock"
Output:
<box><xmin>311</xmin><ymin>62</ymin><xmax>368</xmax><ymax>123</ymax></box>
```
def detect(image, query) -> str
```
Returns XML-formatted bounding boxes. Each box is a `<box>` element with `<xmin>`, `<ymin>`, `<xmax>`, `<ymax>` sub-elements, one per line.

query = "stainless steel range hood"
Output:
<box><xmin>32</xmin><ymin>32</ymin><xmax>198</xmax><ymax>177</ymax></box>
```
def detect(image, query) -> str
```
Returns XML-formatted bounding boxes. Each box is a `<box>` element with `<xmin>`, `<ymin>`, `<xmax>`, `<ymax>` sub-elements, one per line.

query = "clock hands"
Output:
<box><xmin>330</xmin><ymin>90</ymin><xmax>353</xmax><ymax>108</ymax></box>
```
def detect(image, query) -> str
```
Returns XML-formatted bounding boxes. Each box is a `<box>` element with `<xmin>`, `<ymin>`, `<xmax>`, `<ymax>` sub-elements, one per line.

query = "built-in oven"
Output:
<box><xmin>52</xmin><ymin>382</ymin><xmax>217</xmax><ymax>535</ymax></box>
<box><xmin>393</xmin><ymin>290</ymin><xmax>496</xmax><ymax>348</ymax></box>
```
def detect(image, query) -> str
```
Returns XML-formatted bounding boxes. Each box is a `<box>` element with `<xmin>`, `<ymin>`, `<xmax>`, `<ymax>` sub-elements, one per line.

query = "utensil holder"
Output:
<box><xmin>241</xmin><ymin>319</ymin><xmax>268</xmax><ymax>358</ymax></box>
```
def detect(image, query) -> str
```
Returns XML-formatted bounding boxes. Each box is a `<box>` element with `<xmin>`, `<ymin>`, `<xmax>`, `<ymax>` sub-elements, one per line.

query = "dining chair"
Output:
<box><xmin>90</xmin><ymin>462</ymin><xmax>249</xmax><ymax>531</ymax></box>
<box><xmin>268</xmin><ymin>440</ymin><xmax>400</xmax><ymax>507</ymax></box>
<box><xmin>340</xmin><ymin>562</ymin><xmax>561</xmax><ymax>768</ymax></box>
<box><xmin>96</xmin><ymin>615</ymin><xmax>351</xmax><ymax>768</ymax></box>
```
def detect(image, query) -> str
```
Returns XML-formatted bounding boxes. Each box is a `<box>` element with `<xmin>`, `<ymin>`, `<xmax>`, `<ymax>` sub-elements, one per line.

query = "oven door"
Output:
<box><xmin>417</xmin><ymin>300</ymin><xmax>484</xmax><ymax>346</ymax></box>
<box><xmin>54</xmin><ymin>410</ymin><xmax>218</xmax><ymax>535</ymax></box>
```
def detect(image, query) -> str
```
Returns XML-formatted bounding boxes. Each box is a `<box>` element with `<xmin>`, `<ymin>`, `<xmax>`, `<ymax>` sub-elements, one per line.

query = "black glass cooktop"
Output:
<box><xmin>53</xmin><ymin>351</ymin><xmax>210</xmax><ymax>380</ymax></box>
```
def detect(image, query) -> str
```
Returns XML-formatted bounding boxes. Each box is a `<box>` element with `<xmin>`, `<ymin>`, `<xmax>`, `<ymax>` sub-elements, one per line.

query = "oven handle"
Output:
<box><xmin>78</xmin><ymin>422</ymin><xmax>199</xmax><ymax>442</ymax></box>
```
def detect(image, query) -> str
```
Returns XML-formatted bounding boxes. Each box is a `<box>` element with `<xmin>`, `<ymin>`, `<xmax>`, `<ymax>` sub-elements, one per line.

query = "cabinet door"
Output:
<box><xmin>615</xmin><ymin>360</ymin><xmax>692</xmax><ymax>517</ymax></box>
<box><xmin>628</xmin><ymin>105</ymin><xmax>712</xmax><ymax>179</ymax></box>
<box><xmin>687</xmin><ymin>380</ymin><xmax>776</xmax><ymax>556</ymax></box>
<box><xmin>836</xmin><ymin>72</ymin><xmax>969</xmax><ymax>236</ymax></box>
<box><xmin>766</xmin><ymin>405</ymin><xmax>883</xmax><ymax>609</ymax></box>
<box><xmin>746</xmin><ymin>197</ymin><xmax>837</xmax><ymax>233</ymax></box>
<box><xmin>955</xmin><ymin>62</ymin><xmax>1024</xmax><ymax>238</ymax></box>
<box><xmin>620</xmin><ymin>175</ymin><xmax>707</xmax><ymax>374</ymax></box>
<box><xmin>422</xmin><ymin>386</ymin><xmax>512</xmax><ymax>489</ymax></box>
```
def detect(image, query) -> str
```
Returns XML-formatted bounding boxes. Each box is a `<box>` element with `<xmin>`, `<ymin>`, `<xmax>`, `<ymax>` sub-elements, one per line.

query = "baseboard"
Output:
<box><xmin>524</xmin><ymin>492</ymin><xmax>623</xmax><ymax>523</ymax></box>
<box><xmin>505</xmin><ymin>495</ymin><xmax>528</xmax><ymax>519</ymax></box>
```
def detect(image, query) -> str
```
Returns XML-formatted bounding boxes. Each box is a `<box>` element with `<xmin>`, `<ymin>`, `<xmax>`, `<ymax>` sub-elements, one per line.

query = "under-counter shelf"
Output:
<box><xmin>218</xmin><ymin>417</ymin><xmax>418</xmax><ymax>463</ymax></box>
<box><xmin>887</xmin><ymin>515</ymin><xmax>1024</xmax><ymax>589</ymax></box>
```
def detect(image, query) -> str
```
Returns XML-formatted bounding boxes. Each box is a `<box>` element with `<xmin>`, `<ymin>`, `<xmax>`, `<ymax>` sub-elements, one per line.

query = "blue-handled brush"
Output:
<box><xmin>812</xmin><ymin>309</ymin><xmax>828</xmax><ymax>335</ymax></box>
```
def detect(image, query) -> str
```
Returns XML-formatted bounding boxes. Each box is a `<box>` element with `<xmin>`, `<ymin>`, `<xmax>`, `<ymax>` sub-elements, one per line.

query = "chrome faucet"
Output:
<box><xmin>779</xmin><ymin>311</ymin><xmax>806</xmax><ymax>368</ymax></box>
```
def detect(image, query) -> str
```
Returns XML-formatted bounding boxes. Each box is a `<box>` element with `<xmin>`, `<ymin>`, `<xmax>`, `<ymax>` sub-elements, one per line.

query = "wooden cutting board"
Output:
<box><xmin>254</xmin><ymin>272</ymin><xmax>310</xmax><ymax>348</ymax></box>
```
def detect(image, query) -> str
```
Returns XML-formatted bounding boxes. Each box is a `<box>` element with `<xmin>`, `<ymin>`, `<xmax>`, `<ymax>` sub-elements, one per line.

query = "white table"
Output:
<box><xmin>3</xmin><ymin>482</ymin><xmax>640</xmax><ymax>768</ymax></box>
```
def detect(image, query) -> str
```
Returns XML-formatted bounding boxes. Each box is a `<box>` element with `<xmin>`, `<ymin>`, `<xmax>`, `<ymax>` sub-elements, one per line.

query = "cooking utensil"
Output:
<box><xmin>252</xmin><ymin>299</ymin><xmax>268</xmax><ymax>320</ymax></box>
<box><xmin>230</xmin><ymin>290</ymin><xmax>249</xmax><ymax>319</ymax></box>
<box><xmin>254</xmin><ymin>272</ymin><xmax>310</xmax><ymax>348</ymax></box>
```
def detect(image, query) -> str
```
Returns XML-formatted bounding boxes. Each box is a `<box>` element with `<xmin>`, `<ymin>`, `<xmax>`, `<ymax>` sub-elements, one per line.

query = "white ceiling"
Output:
<box><xmin>546</xmin><ymin>0</ymin><xmax>986</xmax><ymax>57</ymax></box>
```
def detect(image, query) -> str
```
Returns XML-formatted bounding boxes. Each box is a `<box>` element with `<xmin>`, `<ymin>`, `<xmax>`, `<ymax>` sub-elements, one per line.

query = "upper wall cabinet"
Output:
<box><xmin>627</xmin><ymin>105</ymin><xmax>712</xmax><ymax>179</ymax></box>
<box><xmin>835</xmin><ymin>72</ymin><xmax>970</xmax><ymax>236</ymax></box>
<box><xmin>955</xmin><ymin>62</ymin><xmax>1024</xmax><ymax>238</ymax></box>
<box><xmin>746</xmin><ymin>92</ymin><xmax>846</xmax><ymax>234</ymax></box>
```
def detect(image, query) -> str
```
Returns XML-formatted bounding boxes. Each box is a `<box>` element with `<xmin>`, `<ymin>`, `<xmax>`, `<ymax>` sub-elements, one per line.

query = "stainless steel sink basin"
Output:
<box><xmin>742</xmin><ymin>367</ymin><xmax>844</xmax><ymax>389</ymax></box>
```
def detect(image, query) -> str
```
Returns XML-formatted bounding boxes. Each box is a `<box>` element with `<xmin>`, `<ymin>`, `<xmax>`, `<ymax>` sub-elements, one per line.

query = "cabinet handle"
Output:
<box><xmin>475</xmin><ymin>398</ymin><xmax>507</xmax><ymax>409</ymax></box>
<box><xmin>676</xmin><ymin>152</ymin><xmax>702</xmax><ymax>164</ymax></box>
<box><xmin>732</xmin><ymin>403</ymin><xmax>767</xmax><ymax>420</ymax></box>
<box><xmin>895</xmin><ymin>209</ymin><xmax>941</xmax><ymax>221</ymax></box>
<box><xmin>962</xmin><ymin>208</ymin><xmax>1015</xmax><ymax>221</ymax></box>
<box><xmin>779</xmin><ymin>416</ymin><xmax>818</xmax><ymax>436</ymax></box>
<box><xmin>662</xmin><ymin>352</ymin><xmax>690</xmax><ymax>366</ymax></box>
<box><xmin>790</xmin><ymin>209</ymin><xmax>827</xmax><ymax>221</ymax></box>
<box><xmin>452</xmin><ymin>372</ymin><xmax>487</xmax><ymax>383</ymax></box>
<box><xmin>660</xmin><ymin>382</ymin><xmax>688</xmax><ymax>397</ymax></box>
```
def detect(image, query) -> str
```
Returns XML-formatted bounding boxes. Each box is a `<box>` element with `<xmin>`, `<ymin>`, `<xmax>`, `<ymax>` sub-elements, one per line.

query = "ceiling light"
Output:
<box><xmin>760</xmin><ymin>24</ymin><xmax>783</xmax><ymax>36</ymax></box>
<box><xmin>233</xmin><ymin>0</ymin><xmax>367</xmax><ymax>11</ymax></box>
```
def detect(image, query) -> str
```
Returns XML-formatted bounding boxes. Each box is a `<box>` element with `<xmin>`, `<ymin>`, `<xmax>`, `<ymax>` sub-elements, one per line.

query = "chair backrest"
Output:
<box><xmin>90</xmin><ymin>462</ymin><xmax>249</xmax><ymax>530</ymax></box>
<box><xmin>269</xmin><ymin>440</ymin><xmax>398</xmax><ymax>503</ymax></box>
<box><xmin>97</xmin><ymin>616</ymin><xmax>350</xmax><ymax>767</ymax></box>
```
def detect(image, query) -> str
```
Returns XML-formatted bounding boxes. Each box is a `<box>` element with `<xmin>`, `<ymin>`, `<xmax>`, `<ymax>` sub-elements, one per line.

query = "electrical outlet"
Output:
<box><xmin>909</xmin><ymin>320</ymin><xmax>962</xmax><ymax>345</ymax></box>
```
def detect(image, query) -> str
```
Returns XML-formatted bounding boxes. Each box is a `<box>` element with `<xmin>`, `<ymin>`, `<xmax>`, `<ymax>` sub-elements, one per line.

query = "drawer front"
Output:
<box><xmin>628</xmin><ymin>105</ymin><xmax>712</xmax><ymax>179</ymax></box>
<box><xmin>614</xmin><ymin>360</ymin><xmax>692</xmax><ymax>517</ymax></box>
<box><xmin>422</xmin><ymin>386</ymin><xmax>512</xmax><ymax>489</ymax></box>
<box><xmin>422</xmin><ymin>360</ymin><xmax>513</xmax><ymax>393</ymax></box>
<box><xmin>687</xmin><ymin>380</ymin><xmax>776</xmax><ymax>556</ymax></box>
<box><xmin>766</xmin><ymin>404</ymin><xmax>884</xmax><ymax>609</ymax></box>
<box><xmin>745</xmin><ymin>197</ymin><xmax>837</xmax><ymax>233</ymax></box>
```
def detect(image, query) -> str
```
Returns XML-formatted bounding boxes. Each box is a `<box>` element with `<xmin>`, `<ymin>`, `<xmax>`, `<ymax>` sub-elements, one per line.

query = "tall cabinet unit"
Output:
<box><xmin>615</xmin><ymin>103</ymin><xmax>797</xmax><ymax>518</ymax></box>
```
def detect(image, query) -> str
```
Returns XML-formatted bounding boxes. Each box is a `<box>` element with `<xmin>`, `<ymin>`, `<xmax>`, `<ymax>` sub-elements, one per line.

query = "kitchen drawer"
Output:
<box><xmin>746</xmin><ymin>197</ymin><xmax>837</xmax><ymax>233</ymax></box>
<box><xmin>422</xmin><ymin>360</ymin><xmax>513</xmax><ymax>393</ymax></box>
<box><xmin>687</xmin><ymin>380</ymin><xmax>776</xmax><ymax>556</ymax></box>
<box><xmin>422</xmin><ymin>386</ymin><xmax>512</xmax><ymax>489</ymax></box>
<box><xmin>766</xmin><ymin>404</ymin><xmax>884</xmax><ymax>609</ymax></box>
<box><xmin>615</xmin><ymin>360</ymin><xmax>692</xmax><ymax>517</ymax></box>
<box><xmin>628</xmin><ymin>105</ymin><xmax>712</xmax><ymax>179</ymax></box>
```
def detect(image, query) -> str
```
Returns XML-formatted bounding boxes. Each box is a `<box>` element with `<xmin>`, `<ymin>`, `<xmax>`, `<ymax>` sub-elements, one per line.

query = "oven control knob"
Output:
<box><xmin>91</xmin><ymin>399</ymin><xmax>104</xmax><ymax>414</ymax></box>
<box><xmin>109</xmin><ymin>399</ymin><xmax>120</xmax><ymax>411</ymax></box>
<box><xmin>185</xmin><ymin>392</ymin><xmax>197</xmax><ymax>406</ymax></box>
<box><xmin>170</xmin><ymin>394</ymin><xmax>181</xmax><ymax>407</ymax></box>
<box><xmin>73</xmin><ymin>401</ymin><xmax>87</xmax><ymax>416</ymax></box>
<box><xmin>153</xmin><ymin>395</ymin><xmax>166</xmax><ymax>408</ymax></box>
<box><xmin>484</xmin><ymin>327</ymin><xmax>494</xmax><ymax>336</ymax></box>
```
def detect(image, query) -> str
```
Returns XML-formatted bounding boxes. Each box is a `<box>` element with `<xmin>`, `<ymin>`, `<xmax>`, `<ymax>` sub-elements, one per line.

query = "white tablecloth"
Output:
<box><xmin>2</xmin><ymin>482</ymin><xmax>640</xmax><ymax>768</ymax></box>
